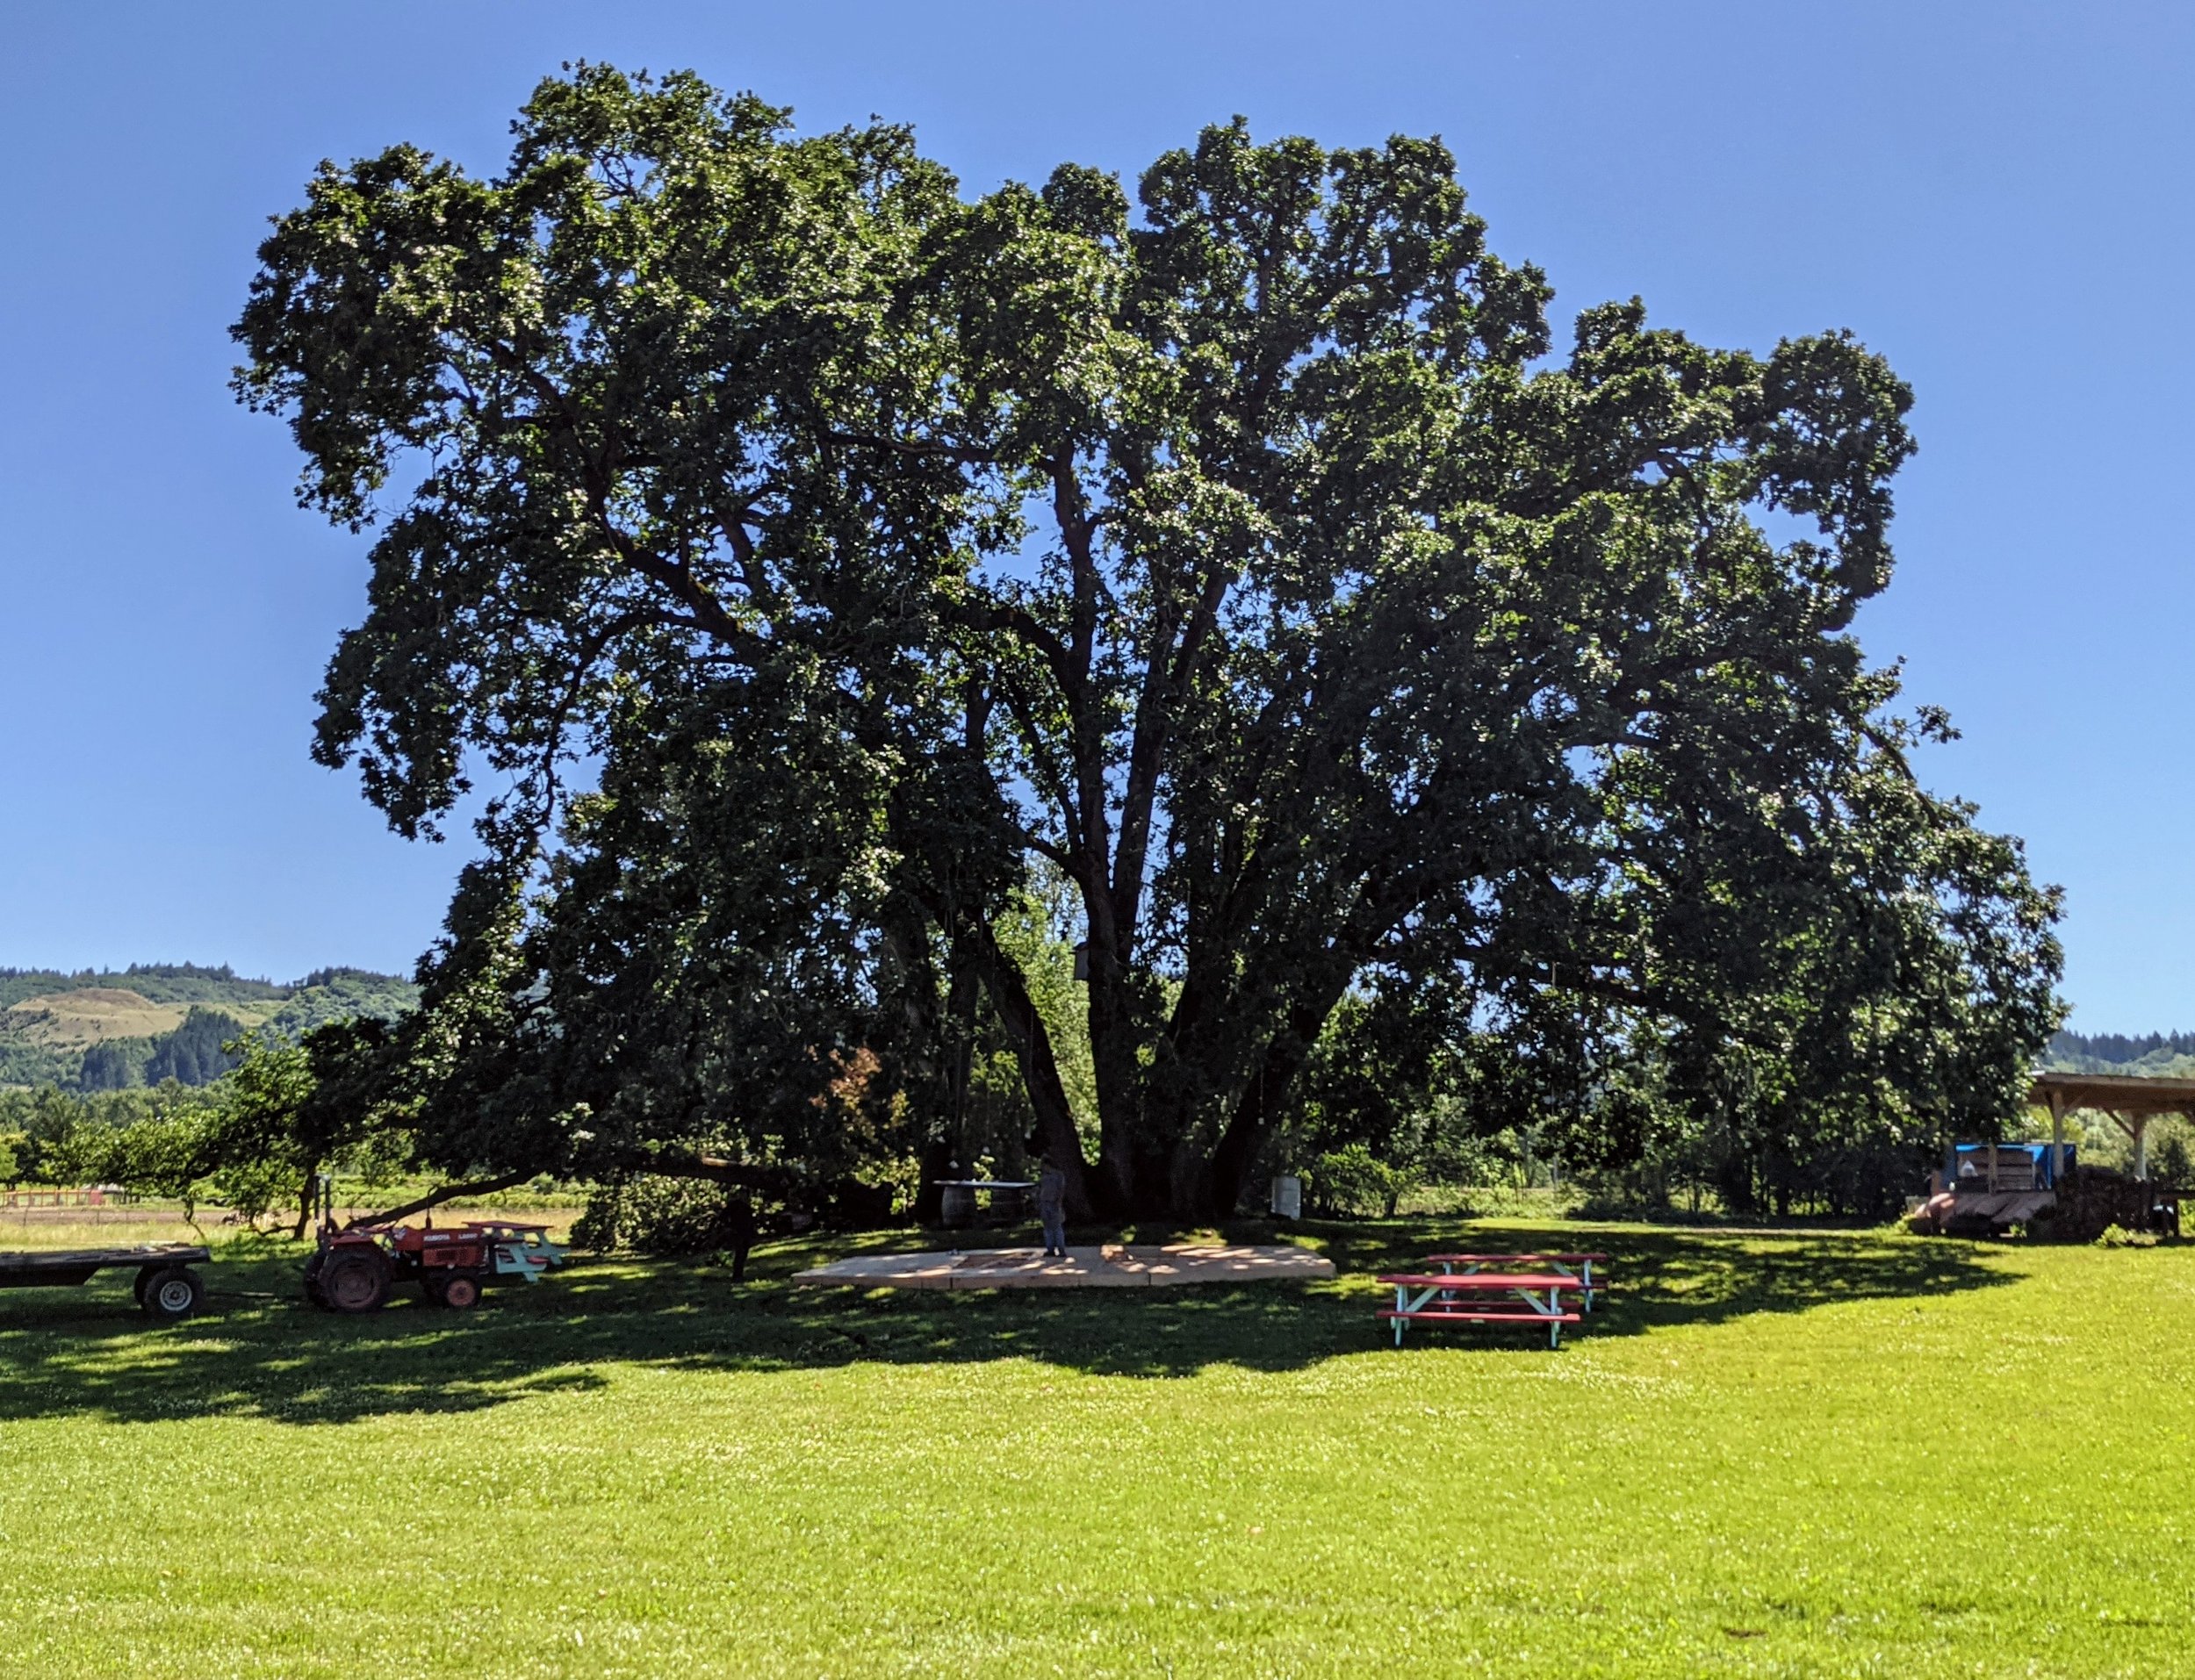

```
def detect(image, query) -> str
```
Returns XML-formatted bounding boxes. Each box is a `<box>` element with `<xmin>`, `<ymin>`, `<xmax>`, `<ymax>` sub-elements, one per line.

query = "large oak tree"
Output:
<box><xmin>234</xmin><ymin>67</ymin><xmax>2060</xmax><ymax>1222</ymax></box>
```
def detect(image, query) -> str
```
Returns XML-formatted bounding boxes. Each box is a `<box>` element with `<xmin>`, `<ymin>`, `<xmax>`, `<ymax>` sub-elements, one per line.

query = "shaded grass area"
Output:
<box><xmin>0</xmin><ymin>1219</ymin><xmax>2190</xmax><ymax>1676</ymax></box>
<box><xmin>0</xmin><ymin>1220</ymin><xmax>2007</xmax><ymax>1418</ymax></box>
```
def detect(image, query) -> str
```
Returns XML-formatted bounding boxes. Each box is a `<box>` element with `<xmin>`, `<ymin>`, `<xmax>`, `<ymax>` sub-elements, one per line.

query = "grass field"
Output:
<box><xmin>2</xmin><ymin>1219</ymin><xmax>2191</xmax><ymax>1677</ymax></box>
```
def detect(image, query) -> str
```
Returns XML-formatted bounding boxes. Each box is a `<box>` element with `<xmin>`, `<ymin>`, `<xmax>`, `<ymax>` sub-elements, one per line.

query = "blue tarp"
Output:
<box><xmin>1951</xmin><ymin>1141</ymin><xmax>2076</xmax><ymax>1188</ymax></box>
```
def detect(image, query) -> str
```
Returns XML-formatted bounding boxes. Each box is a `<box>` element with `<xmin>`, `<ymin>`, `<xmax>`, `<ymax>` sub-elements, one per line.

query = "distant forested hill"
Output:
<box><xmin>2045</xmin><ymin>1029</ymin><xmax>2195</xmax><ymax>1077</ymax></box>
<box><xmin>0</xmin><ymin>962</ymin><xmax>287</xmax><ymax>1012</ymax></box>
<box><xmin>0</xmin><ymin>964</ymin><xmax>418</xmax><ymax>1091</ymax></box>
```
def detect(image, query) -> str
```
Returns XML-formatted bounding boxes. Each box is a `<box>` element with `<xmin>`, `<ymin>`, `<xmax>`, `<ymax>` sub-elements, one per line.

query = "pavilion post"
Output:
<box><xmin>2049</xmin><ymin>1093</ymin><xmax>2066</xmax><ymax>1183</ymax></box>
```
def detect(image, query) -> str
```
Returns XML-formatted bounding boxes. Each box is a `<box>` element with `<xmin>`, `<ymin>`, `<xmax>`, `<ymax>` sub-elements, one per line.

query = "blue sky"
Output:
<box><xmin>1</xmin><ymin>2</ymin><xmax>2188</xmax><ymax>1027</ymax></box>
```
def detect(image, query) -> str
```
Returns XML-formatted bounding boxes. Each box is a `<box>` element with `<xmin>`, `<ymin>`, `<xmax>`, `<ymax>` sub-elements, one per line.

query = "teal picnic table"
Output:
<box><xmin>1421</xmin><ymin>1252</ymin><xmax>1608</xmax><ymax>1312</ymax></box>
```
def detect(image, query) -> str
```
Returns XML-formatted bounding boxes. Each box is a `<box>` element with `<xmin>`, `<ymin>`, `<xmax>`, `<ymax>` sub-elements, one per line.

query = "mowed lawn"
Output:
<box><xmin>2</xmin><ymin>1222</ymin><xmax>2191</xmax><ymax>1677</ymax></box>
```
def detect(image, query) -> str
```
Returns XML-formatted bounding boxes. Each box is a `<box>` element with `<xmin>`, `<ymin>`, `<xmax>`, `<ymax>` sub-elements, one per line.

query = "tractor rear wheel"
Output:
<box><xmin>140</xmin><ymin>1267</ymin><xmax>204</xmax><ymax>1322</ymax></box>
<box><xmin>319</xmin><ymin>1249</ymin><xmax>391</xmax><ymax>1314</ymax></box>
<box><xmin>432</xmin><ymin>1274</ymin><xmax>482</xmax><ymax>1310</ymax></box>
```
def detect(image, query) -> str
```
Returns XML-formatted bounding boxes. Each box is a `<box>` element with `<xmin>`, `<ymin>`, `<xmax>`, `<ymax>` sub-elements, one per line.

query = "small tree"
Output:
<box><xmin>2155</xmin><ymin>1133</ymin><xmax>2191</xmax><ymax>1191</ymax></box>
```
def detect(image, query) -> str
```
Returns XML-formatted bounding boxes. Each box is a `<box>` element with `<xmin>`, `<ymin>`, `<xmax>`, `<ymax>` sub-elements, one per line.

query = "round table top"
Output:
<box><xmin>932</xmin><ymin>1179</ymin><xmax>1036</xmax><ymax>1191</ymax></box>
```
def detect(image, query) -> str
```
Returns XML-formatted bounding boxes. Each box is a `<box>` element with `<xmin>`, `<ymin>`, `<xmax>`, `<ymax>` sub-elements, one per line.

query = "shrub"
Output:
<box><xmin>574</xmin><ymin>1174</ymin><xmax>757</xmax><ymax>1259</ymax></box>
<box><xmin>1306</xmin><ymin>1144</ymin><xmax>1420</xmax><ymax>1219</ymax></box>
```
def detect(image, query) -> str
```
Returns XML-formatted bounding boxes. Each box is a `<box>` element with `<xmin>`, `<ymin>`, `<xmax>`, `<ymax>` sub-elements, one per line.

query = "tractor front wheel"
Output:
<box><xmin>319</xmin><ymin>1250</ymin><xmax>391</xmax><ymax>1314</ymax></box>
<box><xmin>141</xmin><ymin>1267</ymin><xmax>204</xmax><ymax>1322</ymax></box>
<box><xmin>431</xmin><ymin>1274</ymin><xmax>482</xmax><ymax>1310</ymax></box>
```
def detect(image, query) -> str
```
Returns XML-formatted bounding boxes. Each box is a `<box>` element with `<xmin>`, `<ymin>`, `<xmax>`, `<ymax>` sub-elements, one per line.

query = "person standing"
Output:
<box><xmin>1037</xmin><ymin>1147</ymin><xmax>1069</xmax><ymax>1259</ymax></box>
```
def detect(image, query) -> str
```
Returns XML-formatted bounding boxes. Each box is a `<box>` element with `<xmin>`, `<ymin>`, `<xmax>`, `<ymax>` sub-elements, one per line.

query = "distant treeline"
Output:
<box><xmin>2049</xmin><ymin>1029</ymin><xmax>2195</xmax><ymax>1065</ymax></box>
<box><xmin>1</xmin><ymin>962</ymin><xmax>335</xmax><ymax>1010</ymax></box>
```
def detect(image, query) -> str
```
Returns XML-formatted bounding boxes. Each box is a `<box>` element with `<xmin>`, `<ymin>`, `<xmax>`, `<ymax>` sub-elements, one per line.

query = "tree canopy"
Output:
<box><xmin>230</xmin><ymin>66</ymin><xmax>2061</xmax><ymax>1222</ymax></box>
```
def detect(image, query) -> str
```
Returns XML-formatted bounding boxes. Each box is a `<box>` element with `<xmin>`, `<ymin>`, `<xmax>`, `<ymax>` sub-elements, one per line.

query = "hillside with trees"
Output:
<box><xmin>0</xmin><ymin>964</ymin><xmax>417</xmax><ymax>1092</ymax></box>
<box><xmin>2047</xmin><ymin>1028</ymin><xmax>2195</xmax><ymax>1074</ymax></box>
<box><xmin>0</xmin><ymin>962</ymin><xmax>287</xmax><ymax>1012</ymax></box>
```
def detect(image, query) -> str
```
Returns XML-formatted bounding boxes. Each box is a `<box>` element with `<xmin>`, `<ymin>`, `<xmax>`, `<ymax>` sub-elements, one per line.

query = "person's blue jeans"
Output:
<box><xmin>1041</xmin><ymin>1213</ymin><xmax>1067</xmax><ymax>1253</ymax></box>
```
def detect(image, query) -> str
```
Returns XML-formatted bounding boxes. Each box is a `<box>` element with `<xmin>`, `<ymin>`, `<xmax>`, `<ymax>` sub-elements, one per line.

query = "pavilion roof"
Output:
<box><xmin>2027</xmin><ymin>1070</ymin><xmax>2195</xmax><ymax>1116</ymax></box>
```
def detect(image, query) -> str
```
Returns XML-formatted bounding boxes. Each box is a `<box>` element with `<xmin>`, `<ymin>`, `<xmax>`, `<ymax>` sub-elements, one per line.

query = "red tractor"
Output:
<box><xmin>305</xmin><ymin>1217</ymin><xmax>568</xmax><ymax>1312</ymax></box>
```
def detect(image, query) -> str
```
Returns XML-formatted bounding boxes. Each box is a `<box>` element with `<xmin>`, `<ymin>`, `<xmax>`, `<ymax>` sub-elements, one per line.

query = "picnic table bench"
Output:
<box><xmin>1376</xmin><ymin>1272</ymin><xmax>1587</xmax><ymax>1347</ymax></box>
<box><xmin>1421</xmin><ymin>1252</ymin><xmax>1608</xmax><ymax>1311</ymax></box>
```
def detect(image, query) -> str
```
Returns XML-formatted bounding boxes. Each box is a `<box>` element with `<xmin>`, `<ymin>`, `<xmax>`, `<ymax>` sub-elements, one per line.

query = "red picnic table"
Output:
<box><xmin>1375</xmin><ymin>1270</ymin><xmax>1589</xmax><ymax>1348</ymax></box>
<box><xmin>1376</xmin><ymin>1251</ymin><xmax>1614</xmax><ymax>1348</ymax></box>
<box><xmin>1421</xmin><ymin>1252</ymin><xmax>1608</xmax><ymax>1313</ymax></box>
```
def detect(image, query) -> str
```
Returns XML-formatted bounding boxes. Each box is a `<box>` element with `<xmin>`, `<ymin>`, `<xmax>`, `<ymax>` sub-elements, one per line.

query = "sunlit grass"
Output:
<box><xmin>1</xmin><ymin>1218</ymin><xmax>2190</xmax><ymax>1676</ymax></box>
<box><xmin>0</xmin><ymin>1205</ymin><xmax>214</xmax><ymax>1249</ymax></box>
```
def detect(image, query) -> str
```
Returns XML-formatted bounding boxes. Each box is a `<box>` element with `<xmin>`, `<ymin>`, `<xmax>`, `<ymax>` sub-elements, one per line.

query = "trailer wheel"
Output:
<box><xmin>141</xmin><ymin>1267</ymin><xmax>203</xmax><ymax>1322</ymax></box>
<box><xmin>432</xmin><ymin>1274</ymin><xmax>482</xmax><ymax>1310</ymax></box>
<box><xmin>319</xmin><ymin>1250</ymin><xmax>391</xmax><ymax>1314</ymax></box>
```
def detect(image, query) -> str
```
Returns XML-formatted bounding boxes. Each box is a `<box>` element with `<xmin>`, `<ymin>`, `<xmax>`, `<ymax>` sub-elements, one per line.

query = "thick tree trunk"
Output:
<box><xmin>290</xmin><ymin>1161</ymin><xmax>320</xmax><ymax>1240</ymax></box>
<box><xmin>911</xmin><ymin>1132</ymin><xmax>954</xmax><ymax>1227</ymax></box>
<box><xmin>1197</xmin><ymin>988</ymin><xmax>1344</xmax><ymax>1223</ymax></box>
<box><xmin>912</xmin><ymin>954</ymin><xmax>983</xmax><ymax>1222</ymax></box>
<box><xmin>1082</xmin><ymin>951</ymin><xmax>1153</xmax><ymax>1221</ymax></box>
<box><xmin>1014</xmin><ymin>908</ymin><xmax>1370</xmax><ymax>1224</ymax></box>
<box><xmin>879</xmin><ymin>901</ymin><xmax>956</xmax><ymax>1224</ymax></box>
<box><xmin>973</xmin><ymin>928</ymin><xmax>1101</xmax><ymax>1220</ymax></box>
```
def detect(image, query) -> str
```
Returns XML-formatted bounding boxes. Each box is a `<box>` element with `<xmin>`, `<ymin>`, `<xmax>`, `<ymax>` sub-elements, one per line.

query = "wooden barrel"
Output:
<box><xmin>939</xmin><ymin>1185</ymin><xmax>976</xmax><ymax>1228</ymax></box>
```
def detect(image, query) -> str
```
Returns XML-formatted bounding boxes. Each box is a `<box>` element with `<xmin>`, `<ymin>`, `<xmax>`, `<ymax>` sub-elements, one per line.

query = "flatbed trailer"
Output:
<box><xmin>0</xmin><ymin>1242</ymin><xmax>210</xmax><ymax>1320</ymax></box>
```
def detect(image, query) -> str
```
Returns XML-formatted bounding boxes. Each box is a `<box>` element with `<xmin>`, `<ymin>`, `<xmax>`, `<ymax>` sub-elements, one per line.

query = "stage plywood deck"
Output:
<box><xmin>792</xmin><ymin>1242</ymin><xmax>1335</xmax><ymax>1290</ymax></box>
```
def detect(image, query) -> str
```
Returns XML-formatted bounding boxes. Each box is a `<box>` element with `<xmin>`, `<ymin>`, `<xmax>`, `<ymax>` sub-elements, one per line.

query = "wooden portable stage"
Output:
<box><xmin>793</xmin><ymin>1243</ymin><xmax>1335</xmax><ymax>1290</ymax></box>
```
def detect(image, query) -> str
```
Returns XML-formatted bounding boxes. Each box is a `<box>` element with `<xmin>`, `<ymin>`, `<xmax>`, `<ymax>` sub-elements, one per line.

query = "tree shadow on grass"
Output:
<box><xmin>0</xmin><ymin>1221</ymin><xmax>2019</xmax><ymax>1427</ymax></box>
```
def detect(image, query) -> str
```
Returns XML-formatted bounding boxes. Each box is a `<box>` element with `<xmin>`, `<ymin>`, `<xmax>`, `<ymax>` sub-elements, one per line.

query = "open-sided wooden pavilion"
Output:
<box><xmin>2027</xmin><ymin>1071</ymin><xmax>2195</xmax><ymax>1181</ymax></box>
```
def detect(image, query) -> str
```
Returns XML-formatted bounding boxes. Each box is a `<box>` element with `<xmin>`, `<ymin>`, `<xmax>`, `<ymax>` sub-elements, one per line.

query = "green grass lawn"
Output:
<box><xmin>3</xmin><ymin>1219</ymin><xmax>2191</xmax><ymax>1677</ymax></box>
